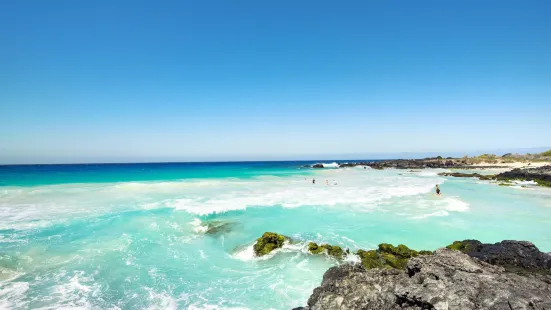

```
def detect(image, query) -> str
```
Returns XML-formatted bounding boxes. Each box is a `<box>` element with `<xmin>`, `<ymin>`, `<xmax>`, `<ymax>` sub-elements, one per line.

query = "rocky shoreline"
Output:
<box><xmin>308</xmin><ymin>159</ymin><xmax>551</xmax><ymax>187</ymax></box>
<box><xmin>293</xmin><ymin>240</ymin><xmax>551</xmax><ymax>310</ymax></box>
<box><xmin>249</xmin><ymin>232</ymin><xmax>551</xmax><ymax>309</ymax></box>
<box><xmin>310</xmin><ymin>158</ymin><xmax>509</xmax><ymax>170</ymax></box>
<box><xmin>308</xmin><ymin>152</ymin><xmax>551</xmax><ymax>170</ymax></box>
<box><xmin>439</xmin><ymin>165</ymin><xmax>551</xmax><ymax>187</ymax></box>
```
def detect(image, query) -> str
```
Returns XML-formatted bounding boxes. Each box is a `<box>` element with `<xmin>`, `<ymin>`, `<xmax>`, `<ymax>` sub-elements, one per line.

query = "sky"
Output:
<box><xmin>1</xmin><ymin>0</ymin><xmax>550</xmax><ymax>164</ymax></box>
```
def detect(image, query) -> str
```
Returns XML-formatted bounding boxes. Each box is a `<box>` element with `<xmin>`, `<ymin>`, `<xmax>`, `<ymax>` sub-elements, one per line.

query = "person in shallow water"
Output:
<box><xmin>436</xmin><ymin>184</ymin><xmax>441</xmax><ymax>196</ymax></box>
<box><xmin>313</xmin><ymin>178</ymin><xmax>315</xmax><ymax>184</ymax></box>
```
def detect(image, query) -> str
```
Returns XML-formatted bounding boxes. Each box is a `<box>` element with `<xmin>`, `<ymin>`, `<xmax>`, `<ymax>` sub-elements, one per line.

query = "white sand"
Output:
<box><xmin>472</xmin><ymin>161</ymin><xmax>551</xmax><ymax>169</ymax></box>
<box><xmin>470</xmin><ymin>161</ymin><xmax>551</xmax><ymax>173</ymax></box>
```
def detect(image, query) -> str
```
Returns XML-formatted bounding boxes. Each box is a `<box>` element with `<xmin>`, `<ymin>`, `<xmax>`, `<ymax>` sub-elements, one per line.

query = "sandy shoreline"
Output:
<box><xmin>471</xmin><ymin>161</ymin><xmax>551</xmax><ymax>169</ymax></box>
<box><xmin>468</xmin><ymin>161</ymin><xmax>551</xmax><ymax>174</ymax></box>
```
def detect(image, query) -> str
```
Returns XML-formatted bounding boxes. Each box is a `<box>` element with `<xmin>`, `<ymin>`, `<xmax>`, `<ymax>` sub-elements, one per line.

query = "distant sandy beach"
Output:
<box><xmin>470</xmin><ymin>161</ymin><xmax>551</xmax><ymax>174</ymax></box>
<box><xmin>472</xmin><ymin>161</ymin><xmax>551</xmax><ymax>169</ymax></box>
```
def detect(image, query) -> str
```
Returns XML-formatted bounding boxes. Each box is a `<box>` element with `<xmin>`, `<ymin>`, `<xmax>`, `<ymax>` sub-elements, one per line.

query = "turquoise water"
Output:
<box><xmin>1</xmin><ymin>162</ymin><xmax>551</xmax><ymax>309</ymax></box>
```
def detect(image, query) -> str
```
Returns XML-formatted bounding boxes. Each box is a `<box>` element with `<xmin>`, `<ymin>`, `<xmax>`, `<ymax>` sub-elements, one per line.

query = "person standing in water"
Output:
<box><xmin>312</xmin><ymin>178</ymin><xmax>315</xmax><ymax>184</ymax></box>
<box><xmin>435</xmin><ymin>185</ymin><xmax>441</xmax><ymax>196</ymax></box>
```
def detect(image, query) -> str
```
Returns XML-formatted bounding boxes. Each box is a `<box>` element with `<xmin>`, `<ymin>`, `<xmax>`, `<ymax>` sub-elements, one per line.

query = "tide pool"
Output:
<box><xmin>1</xmin><ymin>162</ymin><xmax>550</xmax><ymax>309</ymax></box>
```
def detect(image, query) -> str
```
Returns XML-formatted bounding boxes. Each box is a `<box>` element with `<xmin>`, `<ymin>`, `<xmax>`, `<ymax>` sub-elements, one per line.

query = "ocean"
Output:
<box><xmin>1</xmin><ymin>161</ymin><xmax>551</xmax><ymax>309</ymax></box>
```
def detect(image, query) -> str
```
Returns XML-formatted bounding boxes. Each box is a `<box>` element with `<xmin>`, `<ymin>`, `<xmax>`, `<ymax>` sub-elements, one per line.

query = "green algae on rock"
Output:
<box><xmin>535</xmin><ymin>179</ymin><xmax>551</xmax><ymax>187</ymax></box>
<box><xmin>446</xmin><ymin>240</ymin><xmax>483</xmax><ymax>253</ymax></box>
<box><xmin>308</xmin><ymin>242</ymin><xmax>344</xmax><ymax>258</ymax></box>
<box><xmin>356</xmin><ymin>249</ymin><xmax>384</xmax><ymax>269</ymax></box>
<box><xmin>253</xmin><ymin>232</ymin><xmax>287</xmax><ymax>256</ymax></box>
<box><xmin>356</xmin><ymin>243</ymin><xmax>431</xmax><ymax>270</ymax></box>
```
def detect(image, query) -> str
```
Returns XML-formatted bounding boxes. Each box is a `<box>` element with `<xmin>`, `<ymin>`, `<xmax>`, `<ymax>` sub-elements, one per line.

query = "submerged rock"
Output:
<box><xmin>253</xmin><ymin>232</ymin><xmax>288</xmax><ymax>256</ymax></box>
<box><xmin>204</xmin><ymin>221</ymin><xmax>234</xmax><ymax>236</ymax></box>
<box><xmin>308</xmin><ymin>242</ymin><xmax>345</xmax><ymax>259</ymax></box>
<box><xmin>300</xmin><ymin>248</ymin><xmax>551</xmax><ymax>310</ymax></box>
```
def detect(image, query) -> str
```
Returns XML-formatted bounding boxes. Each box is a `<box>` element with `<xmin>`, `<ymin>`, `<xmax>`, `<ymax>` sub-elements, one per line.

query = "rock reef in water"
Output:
<box><xmin>308</xmin><ymin>242</ymin><xmax>345</xmax><ymax>259</ymax></box>
<box><xmin>253</xmin><ymin>232</ymin><xmax>288</xmax><ymax>256</ymax></box>
<box><xmin>437</xmin><ymin>172</ymin><xmax>494</xmax><ymax>180</ymax></box>
<box><xmin>307</xmin><ymin>241</ymin><xmax>429</xmax><ymax>266</ymax></box>
<box><xmin>438</xmin><ymin>166</ymin><xmax>551</xmax><ymax>187</ymax></box>
<box><xmin>296</xmin><ymin>240</ymin><xmax>551</xmax><ymax>310</ymax></box>
<box><xmin>204</xmin><ymin>221</ymin><xmax>235</xmax><ymax>236</ymax></box>
<box><xmin>495</xmin><ymin>165</ymin><xmax>551</xmax><ymax>187</ymax></box>
<box><xmin>359</xmin><ymin>159</ymin><xmax>506</xmax><ymax>170</ymax></box>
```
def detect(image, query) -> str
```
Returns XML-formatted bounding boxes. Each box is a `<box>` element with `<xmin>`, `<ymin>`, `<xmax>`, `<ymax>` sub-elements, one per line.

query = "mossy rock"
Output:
<box><xmin>498</xmin><ymin>183</ymin><xmax>512</xmax><ymax>186</ymax></box>
<box><xmin>378</xmin><ymin>243</ymin><xmax>419</xmax><ymax>258</ymax></box>
<box><xmin>381</xmin><ymin>252</ymin><xmax>408</xmax><ymax>269</ymax></box>
<box><xmin>357</xmin><ymin>249</ymin><xmax>386</xmax><ymax>269</ymax></box>
<box><xmin>325</xmin><ymin>244</ymin><xmax>344</xmax><ymax>258</ymax></box>
<box><xmin>308</xmin><ymin>242</ymin><xmax>325</xmax><ymax>255</ymax></box>
<box><xmin>446</xmin><ymin>240</ymin><xmax>483</xmax><ymax>253</ymax></box>
<box><xmin>253</xmin><ymin>232</ymin><xmax>287</xmax><ymax>256</ymax></box>
<box><xmin>357</xmin><ymin>243</ymin><xmax>430</xmax><ymax>270</ymax></box>
<box><xmin>308</xmin><ymin>242</ymin><xmax>344</xmax><ymax>258</ymax></box>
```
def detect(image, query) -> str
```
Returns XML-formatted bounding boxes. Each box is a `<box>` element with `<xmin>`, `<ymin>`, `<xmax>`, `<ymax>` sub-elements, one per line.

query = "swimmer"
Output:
<box><xmin>436</xmin><ymin>185</ymin><xmax>441</xmax><ymax>196</ymax></box>
<box><xmin>313</xmin><ymin>178</ymin><xmax>315</xmax><ymax>184</ymax></box>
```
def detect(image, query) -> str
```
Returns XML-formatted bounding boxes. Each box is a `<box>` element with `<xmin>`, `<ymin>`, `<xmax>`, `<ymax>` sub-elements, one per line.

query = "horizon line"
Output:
<box><xmin>2</xmin><ymin>146</ymin><xmax>549</xmax><ymax>166</ymax></box>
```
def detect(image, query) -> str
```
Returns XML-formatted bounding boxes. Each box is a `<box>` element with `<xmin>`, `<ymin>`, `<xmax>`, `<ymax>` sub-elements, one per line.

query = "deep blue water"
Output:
<box><xmin>0</xmin><ymin>160</ymin><xmax>375</xmax><ymax>186</ymax></box>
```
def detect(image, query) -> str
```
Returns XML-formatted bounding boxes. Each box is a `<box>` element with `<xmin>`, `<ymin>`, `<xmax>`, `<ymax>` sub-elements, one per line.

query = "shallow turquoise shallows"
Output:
<box><xmin>1</xmin><ymin>162</ymin><xmax>551</xmax><ymax>309</ymax></box>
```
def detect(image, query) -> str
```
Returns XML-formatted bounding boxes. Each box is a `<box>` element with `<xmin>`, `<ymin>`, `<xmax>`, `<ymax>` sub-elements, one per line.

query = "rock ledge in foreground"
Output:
<box><xmin>297</xmin><ymin>240</ymin><xmax>551</xmax><ymax>310</ymax></box>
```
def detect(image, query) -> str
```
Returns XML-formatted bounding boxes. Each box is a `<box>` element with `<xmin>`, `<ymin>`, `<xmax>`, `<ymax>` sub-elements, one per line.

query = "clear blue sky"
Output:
<box><xmin>1</xmin><ymin>0</ymin><xmax>550</xmax><ymax>163</ymax></box>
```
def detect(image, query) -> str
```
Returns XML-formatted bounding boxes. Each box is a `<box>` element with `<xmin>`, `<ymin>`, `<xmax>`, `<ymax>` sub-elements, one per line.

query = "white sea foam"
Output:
<box><xmin>190</xmin><ymin>218</ymin><xmax>208</xmax><ymax>234</ymax></box>
<box><xmin>441</xmin><ymin>197</ymin><xmax>470</xmax><ymax>212</ymax></box>
<box><xmin>417</xmin><ymin>171</ymin><xmax>439</xmax><ymax>177</ymax></box>
<box><xmin>188</xmin><ymin>305</ymin><xmax>249</xmax><ymax>310</ymax></box>
<box><xmin>232</xmin><ymin>241</ymin><xmax>308</xmax><ymax>262</ymax></box>
<box><xmin>43</xmin><ymin>271</ymin><xmax>100</xmax><ymax>310</ymax></box>
<box><xmin>513</xmin><ymin>180</ymin><xmax>537</xmax><ymax>185</ymax></box>
<box><xmin>144</xmin><ymin>287</ymin><xmax>178</xmax><ymax>310</ymax></box>
<box><xmin>158</xmin><ymin>174</ymin><xmax>439</xmax><ymax>215</ymax></box>
<box><xmin>232</xmin><ymin>244</ymin><xmax>256</xmax><ymax>261</ymax></box>
<box><xmin>413</xmin><ymin>210</ymin><xmax>450</xmax><ymax>219</ymax></box>
<box><xmin>343</xmin><ymin>253</ymin><xmax>361</xmax><ymax>264</ymax></box>
<box><xmin>0</xmin><ymin>167</ymin><xmax>456</xmax><ymax>229</ymax></box>
<box><xmin>0</xmin><ymin>281</ymin><xmax>29</xmax><ymax>309</ymax></box>
<box><xmin>320</xmin><ymin>162</ymin><xmax>340</xmax><ymax>168</ymax></box>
